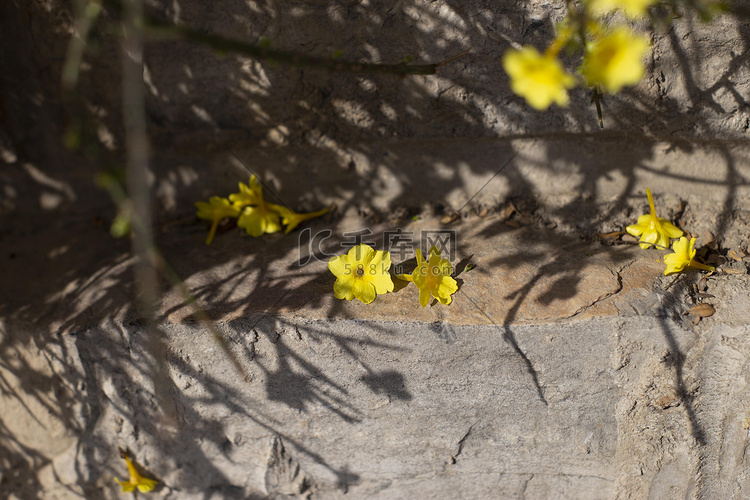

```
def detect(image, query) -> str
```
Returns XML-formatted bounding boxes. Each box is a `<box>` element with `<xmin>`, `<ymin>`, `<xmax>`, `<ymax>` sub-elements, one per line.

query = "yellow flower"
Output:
<box><xmin>328</xmin><ymin>244</ymin><xmax>394</xmax><ymax>304</ymax></box>
<box><xmin>398</xmin><ymin>246</ymin><xmax>458</xmax><ymax>307</ymax></box>
<box><xmin>114</xmin><ymin>449</ymin><xmax>158</xmax><ymax>493</ymax></box>
<box><xmin>586</xmin><ymin>0</ymin><xmax>656</xmax><ymax>18</ymax></box>
<box><xmin>238</xmin><ymin>204</ymin><xmax>282</xmax><ymax>237</ymax></box>
<box><xmin>234</xmin><ymin>176</ymin><xmax>282</xmax><ymax>237</ymax></box>
<box><xmin>195</xmin><ymin>196</ymin><xmax>239</xmax><ymax>245</ymax></box>
<box><xmin>269</xmin><ymin>204</ymin><xmax>329</xmax><ymax>234</ymax></box>
<box><xmin>502</xmin><ymin>46</ymin><xmax>575</xmax><ymax>110</ymax></box>
<box><xmin>228</xmin><ymin>177</ymin><xmax>262</xmax><ymax>211</ymax></box>
<box><xmin>626</xmin><ymin>188</ymin><xmax>683</xmax><ymax>249</ymax></box>
<box><xmin>663</xmin><ymin>237</ymin><xmax>715</xmax><ymax>276</ymax></box>
<box><xmin>581</xmin><ymin>27</ymin><xmax>650</xmax><ymax>93</ymax></box>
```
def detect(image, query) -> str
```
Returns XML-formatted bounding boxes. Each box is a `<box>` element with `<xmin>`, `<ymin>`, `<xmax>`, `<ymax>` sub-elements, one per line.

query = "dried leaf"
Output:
<box><xmin>499</xmin><ymin>203</ymin><xmax>517</xmax><ymax>220</ymax></box>
<box><xmin>727</xmin><ymin>249</ymin><xmax>747</xmax><ymax>261</ymax></box>
<box><xmin>505</xmin><ymin>219</ymin><xmax>521</xmax><ymax>228</ymax></box>
<box><xmin>622</xmin><ymin>234</ymin><xmax>638</xmax><ymax>243</ymax></box>
<box><xmin>441</xmin><ymin>213</ymin><xmax>459</xmax><ymax>224</ymax></box>
<box><xmin>597</xmin><ymin>231</ymin><xmax>625</xmax><ymax>240</ymax></box>
<box><xmin>698</xmin><ymin>276</ymin><xmax>707</xmax><ymax>292</ymax></box>
<box><xmin>701</xmin><ymin>230</ymin><xmax>716</xmax><ymax>246</ymax></box>
<box><xmin>724</xmin><ymin>268</ymin><xmax>745</xmax><ymax>275</ymax></box>
<box><xmin>688</xmin><ymin>303</ymin><xmax>715</xmax><ymax>318</ymax></box>
<box><xmin>478</xmin><ymin>207</ymin><xmax>489</xmax><ymax>218</ymax></box>
<box><xmin>692</xmin><ymin>315</ymin><xmax>702</xmax><ymax>325</ymax></box>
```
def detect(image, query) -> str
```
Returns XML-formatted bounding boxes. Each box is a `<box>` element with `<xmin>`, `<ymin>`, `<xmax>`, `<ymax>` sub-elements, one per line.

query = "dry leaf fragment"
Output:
<box><xmin>688</xmin><ymin>303</ymin><xmax>715</xmax><ymax>318</ymax></box>
<box><xmin>505</xmin><ymin>219</ymin><xmax>521</xmax><ymax>228</ymax></box>
<box><xmin>478</xmin><ymin>207</ymin><xmax>490</xmax><ymax>218</ymax></box>
<box><xmin>697</xmin><ymin>276</ymin><xmax>707</xmax><ymax>292</ymax></box>
<box><xmin>727</xmin><ymin>249</ymin><xmax>747</xmax><ymax>261</ymax></box>
<box><xmin>724</xmin><ymin>268</ymin><xmax>745</xmax><ymax>275</ymax></box>
<box><xmin>597</xmin><ymin>231</ymin><xmax>625</xmax><ymax>240</ymax></box>
<box><xmin>499</xmin><ymin>203</ymin><xmax>517</xmax><ymax>220</ymax></box>
<box><xmin>622</xmin><ymin>234</ymin><xmax>638</xmax><ymax>243</ymax></box>
<box><xmin>441</xmin><ymin>213</ymin><xmax>459</xmax><ymax>224</ymax></box>
<box><xmin>701</xmin><ymin>230</ymin><xmax>719</xmax><ymax>250</ymax></box>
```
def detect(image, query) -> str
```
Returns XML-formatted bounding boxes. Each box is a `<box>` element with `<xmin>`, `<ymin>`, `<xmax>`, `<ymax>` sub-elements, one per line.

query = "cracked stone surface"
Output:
<box><xmin>3</xmin><ymin>0</ymin><xmax>750</xmax><ymax>498</ymax></box>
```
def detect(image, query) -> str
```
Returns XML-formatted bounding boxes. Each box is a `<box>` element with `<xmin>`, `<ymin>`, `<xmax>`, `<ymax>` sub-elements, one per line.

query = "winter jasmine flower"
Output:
<box><xmin>663</xmin><ymin>237</ymin><xmax>715</xmax><ymax>275</ymax></box>
<box><xmin>270</xmin><ymin>204</ymin><xmax>329</xmax><ymax>234</ymax></box>
<box><xmin>398</xmin><ymin>246</ymin><xmax>458</xmax><ymax>307</ymax></box>
<box><xmin>586</xmin><ymin>0</ymin><xmax>656</xmax><ymax>18</ymax></box>
<box><xmin>581</xmin><ymin>27</ymin><xmax>650</xmax><ymax>93</ymax></box>
<box><xmin>328</xmin><ymin>244</ymin><xmax>394</xmax><ymax>304</ymax></box>
<box><xmin>114</xmin><ymin>449</ymin><xmax>158</xmax><ymax>493</ymax></box>
<box><xmin>195</xmin><ymin>196</ymin><xmax>239</xmax><ymax>245</ymax></box>
<box><xmin>234</xmin><ymin>176</ymin><xmax>282</xmax><ymax>237</ymax></box>
<box><xmin>626</xmin><ymin>188</ymin><xmax>683</xmax><ymax>250</ymax></box>
<box><xmin>228</xmin><ymin>177</ymin><xmax>262</xmax><ymax>211</ymax></box>
<box><xmin>237</xmin><ymin>203</ymin><xmax>282</xmax><ymax>237</ymax></box>
<box><xmin>502</xmin><ymin>46</ymin><xmax>576</xmax><ymax>110</ymax></box>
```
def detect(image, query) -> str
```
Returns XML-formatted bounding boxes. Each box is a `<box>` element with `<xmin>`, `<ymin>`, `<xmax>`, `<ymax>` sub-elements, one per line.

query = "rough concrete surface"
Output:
<box><xmin>2</xmin><ymin>0</ymin><xmax>750</xmax><ymax>498</ymax></box>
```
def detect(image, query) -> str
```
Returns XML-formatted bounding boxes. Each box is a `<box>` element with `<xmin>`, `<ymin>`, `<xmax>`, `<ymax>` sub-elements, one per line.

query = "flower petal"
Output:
<box><xmin>418</xmin><ymin>285</ymin><xmax>432</xmax><ymax>308</ymax></box>
<box><xmin>370</xmin><ymin>272</ymin><xmax>394</xmax><ymax>294</ymax></box>
<box><xmin>328</xmin><ymin>255</ymin><xmax>350</xmax><ymax>278</ymax></box>
<box><xmin>348</xmin><ymin>244</ymin><xmax>375</xmax><ymax>265</ymax></box>
<box><xmin>333</xmin><ymin>276</ymin><xmax>356</xmax><ymax>300</ymax></box>
<box><xmin>353</xmin><ymin>279</ymin><xmax>377</xmax><ymax>304</ymax></box>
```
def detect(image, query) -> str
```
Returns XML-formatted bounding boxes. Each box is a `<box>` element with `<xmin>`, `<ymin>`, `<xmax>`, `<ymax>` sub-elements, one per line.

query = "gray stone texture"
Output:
<box><xmin>2</xmin><ymin>0</ymin><xmax>750</xmax><ymax>498</ymax></box>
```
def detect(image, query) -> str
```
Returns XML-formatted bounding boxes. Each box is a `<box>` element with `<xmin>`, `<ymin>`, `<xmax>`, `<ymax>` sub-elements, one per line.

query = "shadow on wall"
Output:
<box><xmin>1</xmin><ymin>0</ymin><xmax>749</xmax><ymax>496</ymax></box>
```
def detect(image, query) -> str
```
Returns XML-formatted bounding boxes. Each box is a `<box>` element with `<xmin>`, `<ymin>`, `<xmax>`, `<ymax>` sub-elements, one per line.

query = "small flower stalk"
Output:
<box><xmin>397</xmin><ymin>246</ymin><xmax>458</xmax><ymax>307</ymax></box>
<box><xmin>114</xmin><ymin>448</ymin><xmax>158</xmax><ymax>493</ymax></box>
<box><xmin>626</xmin><ymin>188</ymin><xmax>683</xmax><ymax>250</ymax></box>
<box><xmin>663</xmin><ymin>237</ymin><xmax>715</xmax><ymax>276</ymax></box>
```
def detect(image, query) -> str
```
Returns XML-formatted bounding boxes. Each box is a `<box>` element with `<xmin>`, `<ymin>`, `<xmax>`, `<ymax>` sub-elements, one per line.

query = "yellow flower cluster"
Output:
<box><xmin>195</xmin><ymin>175</ymin><xmax>328</xmax><ymax>244</ymax></box>
<box><xmin>328</xmin><ymin>244</ymin><xmax>458</xmax><ymax>306</ymax></box>
<box><xmin>625</xmin><ymin>188</ymin><xmax>715</xmax><ymax>276</ymax></box>
<box><xmin>502</xmin><ymin>0</ymin><xmax>651</xmax><ymax>112</ymax></box>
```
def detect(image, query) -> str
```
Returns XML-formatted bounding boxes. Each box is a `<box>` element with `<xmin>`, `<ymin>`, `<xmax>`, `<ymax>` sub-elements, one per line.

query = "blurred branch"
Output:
<box><xmin>103</xmin><ymin>0</ymin><xmax>468</xmax><ymax>76</ymax></box>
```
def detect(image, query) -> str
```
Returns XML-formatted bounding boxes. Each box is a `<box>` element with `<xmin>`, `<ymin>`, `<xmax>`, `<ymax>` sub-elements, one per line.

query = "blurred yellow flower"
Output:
<box><xmin>663</xmin><ymin>237</ymin><xmax>715</xmax><ymax>275</ymax></box>
<box><xmin>238</xmin><ymin>204</ymin><xmax>282</xmax><ymax>237</ymax></box>
<box><xmin>582</xmin><ymin>27</ymin><xmax>650</xmax><ymax>92</ymax></box>
<box><xmin>398</xmin><ymin>246</ymin><xmax>458</xmax><ymax>307</ymax></box>
<box><xmin>114</xmin><ymin>449</ymin><xmax>158</xmax><ymax>493</ymax></box>
<box><xmin>195</xmin><ymin>196</ymin><xmax>239</xmax><ymax>245</ymax></box>
<box><xmin>328</xmin><ymin>244</ymin><xmax>394</xmax><ymax>304</ymax></box>
<box><xmin>228</xmin><ymin>177</ymin><xmax>262</xmax><ymax>210</ymax></box>
<box><xmin>626</xmin><ymin>188</ymin><xmax>683</xmax><ymax>249</ymax></box>
<box><xmin>502</xmin><ymin>46</ymin><xmax>575</xmax><ymax>110</ymax></box>
<box><xmin>586</xmin><ymin>0</ymin><xmax>656</xmax><ymax>18</ymax></box>
<box><xmin>235</xmin><ymin>176</ymin><xmax>282</xmax><ymax>237</ymax></box>
<box><xmin>270</xmin><ymin>204</ymin><xmax>329</xmax><ymax>234</ymax></box>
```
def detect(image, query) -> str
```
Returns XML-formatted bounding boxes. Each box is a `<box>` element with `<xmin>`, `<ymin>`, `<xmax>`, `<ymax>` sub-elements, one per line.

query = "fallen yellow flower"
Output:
<box><xmin>270</xmin><ymin>204</ymin><xmax>329</xmax><ymax>234</ymax></box>
<box><xmin>398</xmin><ymin>246</ymin><xmax>458</xmax><ymax>307</ymax></box>
<box><xmin>228</xmin><ymin>177</ymin><xmax>262</xmax><ymax>211</ymax></box>
<box><xmin>235</xmin><ymin>176</ymin><xmax>282</xmax><ymax>237</ymax></box>
<box><xmin>114</xmin><ymin>449</ymin><xmax>158</xmax><ymax>493</ymax></box>
<box><xmin>195</xmin><ymin>196</ymin><xmax>239</xmax><ymax>245</ymax></box>
<box><xmin>663</xmin><ymin>237</ymin><xmax>715</xmax><ymax>276</ymax></box>
<box><xmin>502</xmin><ymin>46</ymin><xmax>575</xmax><ymax>110</ymax></box>
<box><xmin>328</xmin><ymin>244</ymin><xmax>394</xmax><ymax>304</ymax></box>
<box><xmin>626</xmin><ymin>188</ymin><xmax>683</xmax><ymax>250</ymax></box>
